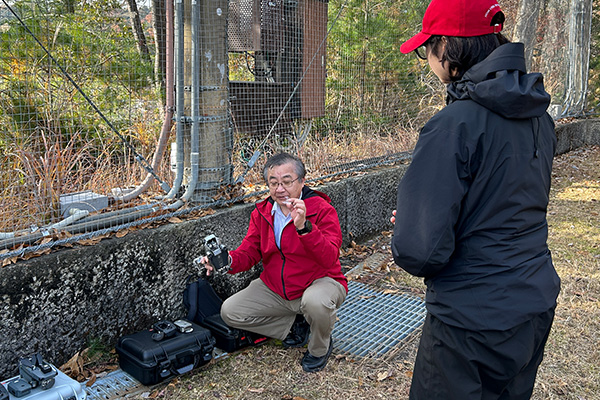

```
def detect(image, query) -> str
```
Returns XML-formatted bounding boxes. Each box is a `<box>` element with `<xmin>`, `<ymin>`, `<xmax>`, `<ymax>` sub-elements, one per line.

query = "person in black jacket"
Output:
<box><xmin>390</xmin><ymin>0</ymin><xmax>561</xmax><ymax>398</ymax></box>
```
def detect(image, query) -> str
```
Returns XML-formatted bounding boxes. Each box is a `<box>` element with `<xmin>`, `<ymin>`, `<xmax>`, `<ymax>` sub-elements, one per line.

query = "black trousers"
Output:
<box><xmin>409</xmin><ymin>309</ymin><xmax>555</xmax><ymax>400</ymax></box>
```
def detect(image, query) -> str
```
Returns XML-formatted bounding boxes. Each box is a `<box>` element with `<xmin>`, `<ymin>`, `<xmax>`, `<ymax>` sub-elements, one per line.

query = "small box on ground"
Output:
<box><xmin>59</xmin><ymin>191</ymin><xmax>108</xmax><ymax>217</ymax></box>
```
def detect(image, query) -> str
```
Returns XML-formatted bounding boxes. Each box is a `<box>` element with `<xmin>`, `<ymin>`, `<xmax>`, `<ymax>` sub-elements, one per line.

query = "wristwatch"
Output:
<box><xmin>296</xmin><ymin>220</ymin><xmax>313</xmax><ymax>235</ymax></box>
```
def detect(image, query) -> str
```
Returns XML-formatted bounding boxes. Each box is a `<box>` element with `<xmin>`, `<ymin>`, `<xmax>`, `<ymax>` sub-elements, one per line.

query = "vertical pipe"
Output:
<box><xmin>180</xmin><ymin>0</ymin><xmax>200</xmax><ymax>200</ymax></box>
<box><xmin>165</xmin><ymin>0</ymin><xmax>186</xmax><ymax>200</ymax></box>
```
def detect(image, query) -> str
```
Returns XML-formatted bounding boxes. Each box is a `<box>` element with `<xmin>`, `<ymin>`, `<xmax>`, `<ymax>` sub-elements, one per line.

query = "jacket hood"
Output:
<box><xmin>446</xmin><ymin>42</ymin><xmax>551</xmax><ymax>119</ymax></box>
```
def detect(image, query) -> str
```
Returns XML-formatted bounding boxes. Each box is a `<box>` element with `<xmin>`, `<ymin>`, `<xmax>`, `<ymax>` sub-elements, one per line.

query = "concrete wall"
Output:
<box><xmin>0</xmin><ymin>119</ymin><xmax>597</xmax><ymax>378</ymax></box>
<box><xmin>0</xmin><ymin>165</ymin><xmax>406</xmax><ymax>378</ymax></box>
<box><xmin>555</xmin><ymin>118</ymin><xmax>600</xmax><ymax>154</ymax></box>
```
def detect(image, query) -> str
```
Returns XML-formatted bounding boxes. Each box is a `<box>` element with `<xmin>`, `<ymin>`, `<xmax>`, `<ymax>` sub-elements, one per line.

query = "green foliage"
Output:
<box><xmin>0</xmin><ymin>0</ymin><xmax>157</xmax><ymax>157</ymax></box>
<box><xmin>320</xmin><ymin>0</ymin><xmax>433</xmax><ymax>135</ymax></box>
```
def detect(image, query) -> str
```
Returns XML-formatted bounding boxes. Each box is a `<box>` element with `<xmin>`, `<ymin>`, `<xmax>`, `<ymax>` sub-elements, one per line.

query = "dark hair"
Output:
<box><xmin>263</xmin><ymin>152</ymin><xmax>306</xmax><ymax>181</ymax></box>
<box><xmin>428</xmin><ymin>13</ymin><xmax>510</xmax><ymax>81</ymax></box>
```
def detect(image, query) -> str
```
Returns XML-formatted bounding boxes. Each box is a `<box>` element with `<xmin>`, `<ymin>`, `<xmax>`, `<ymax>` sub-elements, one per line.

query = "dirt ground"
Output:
<box><xmin>79</xmin><ymin>146</ymin><xmax>600</xmax><ymax>400</ymax></box>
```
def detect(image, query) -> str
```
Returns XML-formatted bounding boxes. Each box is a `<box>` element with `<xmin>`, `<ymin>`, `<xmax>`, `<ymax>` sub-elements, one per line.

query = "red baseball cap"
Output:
<box><xmin>400</xmin><ymin>0</ymin><xmax>504</xmax><ymax>54</ymax></box>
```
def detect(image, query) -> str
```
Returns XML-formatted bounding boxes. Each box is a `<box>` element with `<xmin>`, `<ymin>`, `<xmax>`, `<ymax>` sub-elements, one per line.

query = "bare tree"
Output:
<box><xmin>125</xmin><ymin>0</ymin><xmax>152</xmax><ymax>62</ymax></box>
<box><xmin>511</xmin><ymin>0</ymin><xmax>542</xmax><ymax>70</ymax></box>
<box><xmin>64</xmin><ymin>0</ymin><xmax>76</xmax><ymax>13</ymax></box>
<box><xmin>152</xmin><ymin>0</ymin><xmax>168</xmax><ymax>108</ymax></box>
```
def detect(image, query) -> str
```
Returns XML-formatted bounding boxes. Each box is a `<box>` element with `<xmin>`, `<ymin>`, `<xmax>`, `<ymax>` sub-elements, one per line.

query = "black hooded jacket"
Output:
<box><xmin>391</xmin><ymin>43</ymin><xmax>561</xmax><ymax>330</ymax></box>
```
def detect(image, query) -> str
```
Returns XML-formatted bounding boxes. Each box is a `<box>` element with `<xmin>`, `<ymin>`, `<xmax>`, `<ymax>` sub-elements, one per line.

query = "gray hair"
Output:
<box><xmin>263</xmin><ymin>152</ymin><xmax>306</xmax><ymax>181</ymax></box>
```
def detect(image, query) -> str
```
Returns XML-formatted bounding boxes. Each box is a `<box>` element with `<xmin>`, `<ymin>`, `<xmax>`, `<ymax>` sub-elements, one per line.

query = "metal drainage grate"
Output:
<box><xmin>85</xmin><ymin>369</ymin><xmax>142</xmax><ymax>400</ymax></box>
<box><xmin>332</xmin><ymin>280</ymin><xmax>426</xmax><ymax>357</ymax></box>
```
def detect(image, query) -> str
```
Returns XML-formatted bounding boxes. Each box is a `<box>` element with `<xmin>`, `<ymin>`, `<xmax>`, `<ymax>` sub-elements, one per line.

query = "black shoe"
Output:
<box><xmin>301</xmin><ymin>337</ymin><xmax>333</xmax><ymax>373</ymax></box>
<box><xmin>282</xmin><ymin>314</ymin><xmax>310</xmax><ymax>348</ymax></box>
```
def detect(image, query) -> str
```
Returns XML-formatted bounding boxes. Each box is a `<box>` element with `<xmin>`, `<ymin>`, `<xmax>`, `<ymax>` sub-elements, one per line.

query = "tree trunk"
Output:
<box><xmin>152</xmin><ymin>0</ymin><xmax>168</xmax><ymax>109</ymax></box>
<box><xmin>511</xmin><ymin>0</ymin><xmax>543</xmax><ymax>70</ymax></box>
<box><xmin>126</xmin><ymin>0</ymin><xmax>151</xmax><ymax>62</ymax></box>
<box><xmin>64</xmin><ymin>0</ymin><xmax>75</xmax><ymax>13</ymax></box>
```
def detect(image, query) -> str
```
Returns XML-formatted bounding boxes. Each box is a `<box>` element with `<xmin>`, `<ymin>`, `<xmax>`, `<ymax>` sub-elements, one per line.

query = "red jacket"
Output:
<box><xmin>229</xmin><ymin>186</ymin><xmax>348</xmax><ymax>300</ymax></box>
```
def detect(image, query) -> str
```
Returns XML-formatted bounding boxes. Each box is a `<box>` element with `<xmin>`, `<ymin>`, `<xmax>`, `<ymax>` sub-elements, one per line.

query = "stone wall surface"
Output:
<box><xmin>0</xmin><ymin>119</ymin><xmax>596</xmax><ymax>378</ymax></box>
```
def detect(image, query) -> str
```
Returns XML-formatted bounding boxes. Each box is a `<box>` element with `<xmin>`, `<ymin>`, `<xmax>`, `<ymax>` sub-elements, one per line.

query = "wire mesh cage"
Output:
<box><xmin>0</xmin><ymin>0</ymin><xmax>594</xmax><ymax>260</ymax></box>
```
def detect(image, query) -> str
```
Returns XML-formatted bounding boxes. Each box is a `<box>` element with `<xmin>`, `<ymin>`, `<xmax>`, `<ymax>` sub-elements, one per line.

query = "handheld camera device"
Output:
<box><xmin>16</xmin><ymin>353</ymin><xmax>57</xmax><ymax>392</ymax></box>
<box><xmin>150</xmin><ymin>320</ymin><xmax>178</xmax><ymax>341</ymax></box>
<box><xmin>193</xmin><ymin>234</ymin><xmax>230</xmax><ymax>274</ymax></box>
<box><xmin>174</xmin><ymin>319</ymin><xmax>194</xmax><ymax>333</ymax></box>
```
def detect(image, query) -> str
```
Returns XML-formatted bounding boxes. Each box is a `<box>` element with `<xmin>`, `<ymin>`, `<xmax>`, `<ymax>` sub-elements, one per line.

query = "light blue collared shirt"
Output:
<box><xmin>271</xmin><ymin>192</ymin><xmax>303</xmax><ymax>248</ymax></box>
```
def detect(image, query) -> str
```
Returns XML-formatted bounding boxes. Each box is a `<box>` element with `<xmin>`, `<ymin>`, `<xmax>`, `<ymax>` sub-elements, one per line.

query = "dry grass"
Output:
<box><xmin>118</xmin><ymin>146</ymin><xmax>600</xmax><ymax>400</ymax></box>
<box><xmin>533</xmin><ymin>145</ymin><xmax>600</xmax><ymax>400</ymax></box>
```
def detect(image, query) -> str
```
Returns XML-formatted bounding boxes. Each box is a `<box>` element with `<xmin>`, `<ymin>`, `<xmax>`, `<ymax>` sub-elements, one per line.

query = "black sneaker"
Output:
<box><xmin>301</xmin><ymin>337</ymin><xmax>333</xmax><ymax>373</ymax></box>
<box><xmin>282</xmin><ymin>314</ymin><xmax>310</xmax><ymax>348</ymax></box>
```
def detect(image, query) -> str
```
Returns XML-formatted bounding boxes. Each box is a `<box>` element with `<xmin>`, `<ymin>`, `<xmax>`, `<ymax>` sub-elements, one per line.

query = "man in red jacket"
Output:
<box><xmin>201</xmin><ymin>152</ymin><xmax>348</xmax><ymax>372</ymax></box>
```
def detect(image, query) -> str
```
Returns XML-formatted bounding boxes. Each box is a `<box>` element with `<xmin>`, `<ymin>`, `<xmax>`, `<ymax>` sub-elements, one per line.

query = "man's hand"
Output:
<box><xmin>284</xmin><ymin>197</ymin><xmax>307</xmax><ymax>230</ymax></box>
<box><xmin>198</xmin><ymin>256</ymin><xmax>214</xmax><ymax>276</ymax></box>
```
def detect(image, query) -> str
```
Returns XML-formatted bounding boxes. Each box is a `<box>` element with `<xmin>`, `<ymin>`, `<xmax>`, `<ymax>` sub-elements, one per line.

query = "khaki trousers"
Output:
<box><xmin>221</xmin><ymin>276</ymin><xmax>347</xmax><ymax>357</ymax></box>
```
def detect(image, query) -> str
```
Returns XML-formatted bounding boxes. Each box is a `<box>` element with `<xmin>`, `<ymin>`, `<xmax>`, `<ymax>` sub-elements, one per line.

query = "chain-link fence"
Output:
<box><xmin>0</xmin><ymin>0</ymin><xmax>594</xmax><ymax>261</ymax></box>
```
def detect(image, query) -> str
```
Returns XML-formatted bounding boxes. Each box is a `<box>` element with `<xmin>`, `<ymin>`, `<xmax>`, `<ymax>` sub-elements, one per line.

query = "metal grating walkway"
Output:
<box><xmin>85</xmin><ymin>369</ymin><xmax>141</xmax><ymax>400</ymax></box>
<box><xmin>332</xmin><ymin>280</ymin><xmax>426</xmax><ymax>357</ymax></box>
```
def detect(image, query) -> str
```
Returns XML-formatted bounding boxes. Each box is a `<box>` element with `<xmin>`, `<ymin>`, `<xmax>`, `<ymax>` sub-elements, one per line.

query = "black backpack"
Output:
<box><xmin>183</xmin><ymin>277</ymin><xmax>267</xmax><ymax>352</ymax></box>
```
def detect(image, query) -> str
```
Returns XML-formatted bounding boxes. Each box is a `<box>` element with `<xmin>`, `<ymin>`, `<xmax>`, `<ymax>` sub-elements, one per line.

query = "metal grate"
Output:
<box><xmin>332</xmin><ymin>281</ymin><xmax>426</xmax><ymax>357</ymax></box>
<box><xmin>85</xmin><ymin>369</ymin><xmax>141</xmax><ymax>400</ymax></box>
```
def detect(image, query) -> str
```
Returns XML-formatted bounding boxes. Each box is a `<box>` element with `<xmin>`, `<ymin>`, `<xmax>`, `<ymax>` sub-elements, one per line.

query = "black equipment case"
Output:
<box><xmin>115</xmin><ymin>320</ymin><xmax>215</xmax><ymax>386</ymax></box>
<box><xmin>183</xmin><ymin>278</ymin><xmax>267</xmax><ymax>353</ymax></box>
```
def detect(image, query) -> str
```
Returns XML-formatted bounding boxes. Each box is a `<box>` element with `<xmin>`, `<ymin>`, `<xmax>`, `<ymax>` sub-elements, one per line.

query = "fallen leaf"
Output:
<box><xmin>377</xmin><ymin>368</ymin><xmax>395</xmax><ymax>381</ymax></box>
<box><xmin>247</xmin><ymin>387</ymin><xmax>265</xmax><ymax>393</ymax></box>
<box><xmin>2</xmin><ymin>257</ymin><xmax>17</xmax><ymax>267</ymax></box>
<box><xmin>377</xmin><ymin>371</ymin><xmax>388</xmax><ymax>381</ymax></box>
<box><xmin>359</xmin><ymin>295</ymin><xmax>376</xmax><ymax>300</ymax></box>
<box><xmin>168</xmin><ymin>217</ymin><xmax>183</xmax><ymax>224</ymax></box>
<box><xmin>77</xmin><ymin>238</ymin><xmax>102</xmax><ymax>246</ymax></box>
<box><xmin>60</xmin><ymin>352</ymin><xmax>83</xmax><ymax>378</ymax></box>
<box><xmin>85</xmin><ymin>373</ymin><xmax>97</xmax><ymax>387</ymax></box>
<box><xmin>116</xmin><ymin>230</ymin><xmax>129</xmax><ymax>238</ymax></box>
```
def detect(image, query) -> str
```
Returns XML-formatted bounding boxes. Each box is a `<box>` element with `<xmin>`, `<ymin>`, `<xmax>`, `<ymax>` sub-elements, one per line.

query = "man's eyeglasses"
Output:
<box><xmin>415</xmin><ymin>46</ymin><xmax>427</xmax><ymax>61</ymax></box>
<box><xmin>268</xmin><ymin>177</ymin><xmax>300</xmax><ymax>189</ymax></box>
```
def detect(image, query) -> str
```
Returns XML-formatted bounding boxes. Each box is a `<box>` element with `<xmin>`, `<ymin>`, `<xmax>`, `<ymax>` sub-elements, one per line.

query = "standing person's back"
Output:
<box><xmin>390</xmin><ymin>0</ymin><xmax>561</xmax><ymax>398</ymax></box>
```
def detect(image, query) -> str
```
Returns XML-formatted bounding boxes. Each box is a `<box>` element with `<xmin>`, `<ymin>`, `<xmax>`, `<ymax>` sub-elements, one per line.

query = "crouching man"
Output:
<box><xmin>200</xmin><ymin>152</ymin><xmax>348</xmax><ymax>372</ymax></box>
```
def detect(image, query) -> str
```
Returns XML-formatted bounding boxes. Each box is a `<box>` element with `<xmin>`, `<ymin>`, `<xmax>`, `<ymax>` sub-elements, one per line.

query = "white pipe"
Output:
<box><xmin>164</xmin><ymin>0</ymin><xmax>186</xmax><ymax>200</ymax></box>
<box><xmin>47</xmin><ymin>208</ymin><xmax>90</xmax><ymax>231</ymax></box>
<box><xmin>166</xmin><ymin>0</ymin><xmax>200</xmax><ymax>210</ymax></box>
